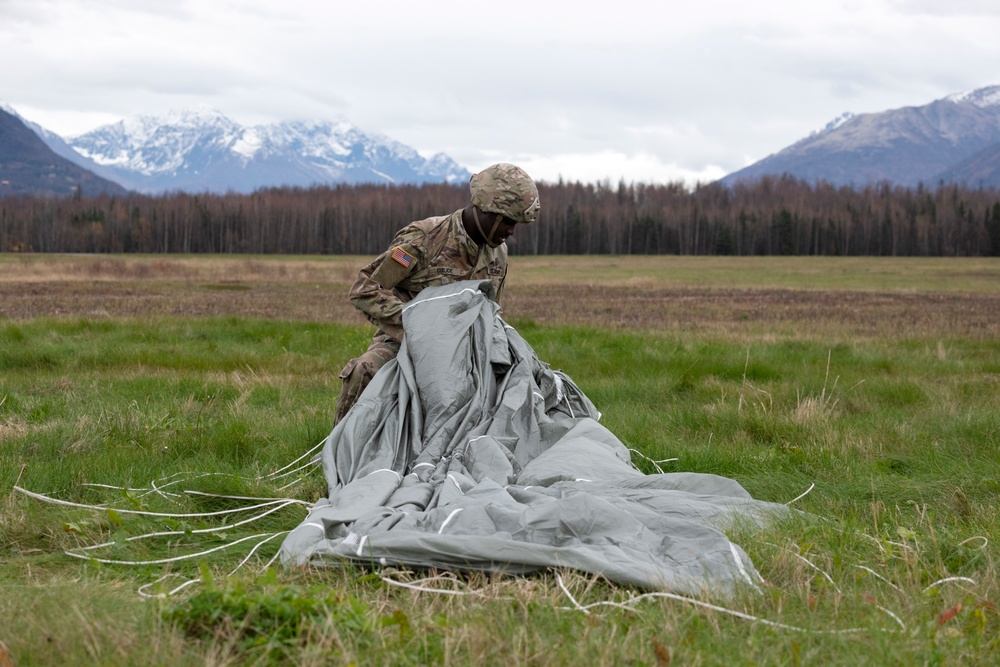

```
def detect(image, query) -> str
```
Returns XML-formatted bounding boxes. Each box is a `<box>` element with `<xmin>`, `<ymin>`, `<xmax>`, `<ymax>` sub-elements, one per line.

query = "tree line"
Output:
<box><xmin>2</xmin><ymin>176</ymin><xmax>1000</xmax><ymax>256</ymax></box>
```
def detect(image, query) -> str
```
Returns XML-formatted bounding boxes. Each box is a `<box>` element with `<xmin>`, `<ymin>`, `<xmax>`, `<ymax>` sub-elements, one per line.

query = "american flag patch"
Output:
<box><xmin>390</xmin><ymin>246</ymin><xmax>415</xmax><ymax>268</ymax></box>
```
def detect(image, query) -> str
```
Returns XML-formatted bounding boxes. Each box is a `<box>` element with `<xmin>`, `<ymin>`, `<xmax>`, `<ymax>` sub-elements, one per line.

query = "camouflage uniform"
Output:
<box><xmin>336</xmin><ymin>163</ymin><xmax>539</xmax><ymax>423</ymax></box>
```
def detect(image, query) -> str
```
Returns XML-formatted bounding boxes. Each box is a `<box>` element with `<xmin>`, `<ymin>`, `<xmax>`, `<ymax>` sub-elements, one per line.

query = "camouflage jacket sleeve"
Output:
<box><xmin>347</xmin><ymin>221</ymin><xmax>435</xmax><ymax>342</ymax></box>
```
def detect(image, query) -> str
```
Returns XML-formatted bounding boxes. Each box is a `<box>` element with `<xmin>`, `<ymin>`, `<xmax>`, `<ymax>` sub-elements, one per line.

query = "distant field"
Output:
<box><xmin>2</xmin><ymin>254</ymin><xmax>999</xmax><ymax>665</ymax></box>
<box><xmin>1</xmin><ymin>254</ymin><xmax>998</xmax><ymax>339</ymax></box>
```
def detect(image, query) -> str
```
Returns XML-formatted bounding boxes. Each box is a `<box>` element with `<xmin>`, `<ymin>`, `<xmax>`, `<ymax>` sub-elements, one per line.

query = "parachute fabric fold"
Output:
<box><xmin>279</xmin><ymin>280</ymin><xmax>784</xmax><ymax>595</ymax></box>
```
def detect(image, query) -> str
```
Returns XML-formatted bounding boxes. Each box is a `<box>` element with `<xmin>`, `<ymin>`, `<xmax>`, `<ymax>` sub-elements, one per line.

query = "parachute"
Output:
<box><xmin>280</xmin><ymin>281</ymin><xmax>785</xmax><ymax>595</ymax></box>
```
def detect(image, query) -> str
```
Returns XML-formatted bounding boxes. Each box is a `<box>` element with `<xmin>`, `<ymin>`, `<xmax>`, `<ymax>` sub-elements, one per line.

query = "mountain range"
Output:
<box><xmin>4</xmin><ymin>86</ymin><xmax>1000</xmax><ymax>197</ymax></box>
<box><xmin>0</xmin><ymin>106</ymin><xmax>128</xmax><ymax>198</ymax></box>
<box><xmin>721</xmin><ymin>85</ymin><xmax>1000</xmax><ymax>188</ymax></box>
<box><xmin>1</xmin><ymin>104</ymin><xmax>470</xmax><ymax>197</ymax></box>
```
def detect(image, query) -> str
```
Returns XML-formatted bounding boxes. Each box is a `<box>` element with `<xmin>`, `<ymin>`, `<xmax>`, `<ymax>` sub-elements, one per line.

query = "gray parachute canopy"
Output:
<box><xmin>280</xmin><ymin>280</ymin><xmax>784</xmax><ymax>595</ymax></box>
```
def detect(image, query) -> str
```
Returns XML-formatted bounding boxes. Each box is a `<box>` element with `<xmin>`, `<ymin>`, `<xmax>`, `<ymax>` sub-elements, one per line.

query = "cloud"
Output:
<box><xmin>888</xmin><ymin>0</ymin><xmax>1000</xmax><ymax>16</ymax></box>
<box><xmin>2</xmin><ymin>0</ymin><xmax>999</xmax><ymax>184</ymax></box>
<box><xmin>514</xmin><ymin>151</ymin><xmax>727</xmax><ymax>187</ymax></box>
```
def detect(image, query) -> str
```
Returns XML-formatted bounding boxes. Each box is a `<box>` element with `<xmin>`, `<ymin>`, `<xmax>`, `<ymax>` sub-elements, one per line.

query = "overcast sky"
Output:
<box><xmin>2</xmin><ymin>0</ymin><xmax>999</xmax><ymax>185</ymax></box>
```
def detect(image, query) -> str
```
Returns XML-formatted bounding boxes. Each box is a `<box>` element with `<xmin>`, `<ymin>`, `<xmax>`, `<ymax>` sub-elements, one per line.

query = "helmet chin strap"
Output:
<box><xmin>472</xmin><ymin>206</ymin><xmax>504</xmax><ymax>248</ymax></box>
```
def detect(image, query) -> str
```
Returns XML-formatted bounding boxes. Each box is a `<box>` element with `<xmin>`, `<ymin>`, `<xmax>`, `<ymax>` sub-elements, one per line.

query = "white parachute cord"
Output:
<box><xmin>182</xmin><ymin>490</ymin><xmax>311</xmax><ymax>506</ymax></box>
<box><xmin>138</xmin><ymin>468</ymin><xmax>308</xmax><ymax>498</ymax></box>
<box><xmin>164</xmin><ymin>577</ymin><xmax>203</xmax><ymax>596</ymax></box>
<box><xmin>854</xmin><ymin>565</ymin><xmax>902</xmax><ymax>592</ymax></box>
<box><xmin>149</xmin><ymin>477</ymin><xmax>184</xmax><ymax>504</ymax></box>
<box><xmin>875</xmin><ymin>605</ymin><xmax>907</xmax><ymax>631</ymax></box>
<box><xmin>922</xmin><ymin>577</ymin><xmax>977</xmax><ymax>593</ymax></box>
<box><xmin>134</xmin><ymin>441</ymin><xmax>322</xmax><ymax>495</ymax></box>
<box><xmin>382</xmin><ymin>577</ymin><xmax>478</xmax><ymax>597</ymax></box>
<box><xmin>554</xmin><ymin>575</ymin><xmax>879</xmax><ymax>634</ymax></box>
<box><xmin>82</xmin><ymin>482</ymin><xmax>183</xmax><ymax>500</ymax></box>
<box><xmin>380</xmin><ymin>574</ymin><xmax>516</xmax><ymax>600</ymax></box>
<box><xmin>884</xmin><ymin>539</ymin><xmax>918</xmax><ymax>553</ymax></box>
<box><xmin>78</xmin><ymin>482</ymin><xmax>184</xmax><ymax>507</ymax></box>
<box><xmin>64</xmin><ymin>532</ymin><xmax>275</xmax><ymax>566</ymax></box>
<box><xmin>138</xmin><ymin>470</ymin><xmax>214</xmax><ymax>497</ymax></box>
<box><xmin>227</xmin><ymin>532</ymin><xmax>289</xmax><ymax>577</ymax></box>
<box><xmin>261</xmin><ymin>438</ymin><xmax>325</xmax><ymax>478</ymax></box>
<box><xmin>556</xmin><ymin>573</ymin><xmax>592</xmax><ymax>613</ymax></box>
<box><xmin>276</xmin><ymin>478</ymin><xmax>304</xmax><ymax>491</ymax></box>
<box><xmin>137</xmin><ymin>573</ymin><xmax>202</xmax><ymax>599</ymax></box>
<box><xmin>136</xmin><ymin>532</ymin><xmax>289</xmax><ymax>598</ymax></box>
<box><xmin>14</xmin><ymin>486</ymin><xmax>294</xmax><ymax>518</ymax></box>
<box><xmin>68</xmin><ymin>500</ymin><xmax>303</xmax><ymax>552</ymax></box>
<box><xmin>788</xmin><ymin>545</ymin><xmax>841</xmax><ymax>593</ymax></box>
<box><xmin>626</xmin><ymin>448</ymin><xmax>678</xmax><ymax>474</ymax></box>
<box><xmin>758</xmin><ymin>540</ymin><xmax>839</xmax><ymax>592</ymax></box>
<box><xmin>957</xmin><ymin>536</ymin><xmax>988</xmax><ymax>549</ymax></box>
<box><xmin>263</xmin><ymin>458</ymin><xmax>322</xmax><ymax>482</ymax></box>
<box><xmin>785</xmin><ymin>483</ymin><xmax>815</xmax><ymax>506</ymax></box>
<box><xmin>145</xmin><ymin>470</ymin><xmax>191</xmax><ymax>485</ymax></box>
<box><xmin>259</xmin><ymin>546</ymin><xmax>284</xmax><ymax>571</ymax></box>
<box><xmin>759</xmin><ymin>542</ymin><xmax>908</xmax><ymax>630</ymax></box>
<box><xmin>852</xmin><ymin>531</ymin><xmax>889</xmax><ymax>554</ymax></box>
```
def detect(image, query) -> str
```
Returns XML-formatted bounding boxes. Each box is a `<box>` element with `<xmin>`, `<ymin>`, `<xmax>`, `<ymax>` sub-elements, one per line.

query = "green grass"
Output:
<box><xmin>3</xmin><ymin>310</ymin><xmax>999</xmax><ymax>663</ymax></box>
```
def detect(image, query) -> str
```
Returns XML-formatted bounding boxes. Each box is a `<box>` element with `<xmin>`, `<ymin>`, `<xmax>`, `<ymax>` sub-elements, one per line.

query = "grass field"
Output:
<box><xmin>2</xmin><ymin>254</ymin><xmax>999</xmax><ymax>665</ymax></box>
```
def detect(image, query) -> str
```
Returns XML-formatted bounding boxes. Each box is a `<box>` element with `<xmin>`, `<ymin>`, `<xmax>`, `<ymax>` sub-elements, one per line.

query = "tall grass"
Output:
<box><xmin>2</xmin><ymin>259</ymin><xmax>999</xmax><ymax>665</ymax></box>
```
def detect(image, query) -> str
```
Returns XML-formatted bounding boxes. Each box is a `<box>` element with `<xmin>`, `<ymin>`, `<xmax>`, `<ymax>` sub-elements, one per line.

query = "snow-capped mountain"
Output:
<box><xmin>947</xmin><ymin>86</ymin><xmax>1000</xmax><ymax>108</ymax></box>
<box><xmin>721</xmin><ymin>85</ymin><xmax>1000</xmax><ymax>189</ymax></box>
<box><xmin>37</xmin><ymin>106</ymin><xmax>470</xmax><ymax>194</ymax></box>
<box><xmin>810</xmin><ymin>112</ymin><xmax>856</xmax><ymax>137</ymax></box>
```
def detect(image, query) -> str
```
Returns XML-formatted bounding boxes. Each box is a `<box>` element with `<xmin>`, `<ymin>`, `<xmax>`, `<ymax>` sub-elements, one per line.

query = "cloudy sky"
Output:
<box><xmin>2</xmin><ymin>0</ymin><xmax>999</xmax><ymax>185</ymax></box>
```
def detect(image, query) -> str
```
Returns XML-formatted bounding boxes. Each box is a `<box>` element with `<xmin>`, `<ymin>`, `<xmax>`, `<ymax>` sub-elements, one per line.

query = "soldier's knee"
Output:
<box><xmin>335</xmin><ymin>346</ymin><xmax>399</xmax><ymax>423</ymax></box>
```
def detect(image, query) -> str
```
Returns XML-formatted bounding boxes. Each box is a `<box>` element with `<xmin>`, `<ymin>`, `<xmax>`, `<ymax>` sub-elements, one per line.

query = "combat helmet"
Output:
<box><xmin>469</xmin><ymin>163</ymin><xmax>540</xmax><ymax>225</ymax></box>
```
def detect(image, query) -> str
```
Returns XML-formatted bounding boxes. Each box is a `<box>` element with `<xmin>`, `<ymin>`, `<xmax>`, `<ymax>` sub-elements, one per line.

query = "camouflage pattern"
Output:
<box><xmin>349</xmin><ymin>210</ymin><xmax>507</xmax><ymax>341</ymax></box>
<box><xmin>335</xmin><ymin>209</ymin><xmax>508</xmax><ymax>421</ymax></box>
<box><xmin>470</xmin><ymin>163</ymin><xmax>540</xmax><ymax>224</ymax></box>
<box><xmin>335</xmin><ymin>335</ymin><xmax>399</xmax><ymax>423</ymax></box>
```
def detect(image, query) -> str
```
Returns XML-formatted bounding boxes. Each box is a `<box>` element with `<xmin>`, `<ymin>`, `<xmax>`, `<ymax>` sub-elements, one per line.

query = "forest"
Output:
<box><xmin>2</xmin><ymin>175</ymin><xmax>1000</xmax><ymax>256</ymax></box>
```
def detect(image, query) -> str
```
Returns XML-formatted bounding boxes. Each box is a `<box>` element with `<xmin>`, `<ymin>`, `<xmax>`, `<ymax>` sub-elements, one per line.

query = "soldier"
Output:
<box><xmin>335</xmin><ymin>163</ymin><xmax>540</xmax><ymax>422</ymax></box>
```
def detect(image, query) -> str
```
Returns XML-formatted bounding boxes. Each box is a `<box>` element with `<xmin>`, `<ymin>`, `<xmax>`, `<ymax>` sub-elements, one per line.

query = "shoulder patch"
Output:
<box><xmin>391</xmin><ymin>247</ymin><xmax>415</xmax><ymax>268</ymax></box>
<box><xmin>372</xmin><ymin>243</ymin><xmax>419</xmax><ymax>289</ymax></box>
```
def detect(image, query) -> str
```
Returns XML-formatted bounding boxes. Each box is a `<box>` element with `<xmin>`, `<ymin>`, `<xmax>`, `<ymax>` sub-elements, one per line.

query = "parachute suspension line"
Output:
<box><xmin>922</xmin><ymin>576</ymin><xmax>977</xmax><ymax>593</ymax></box>
<box><xmin>149</xmin><ymin>477</ymin><xmax>184</xmax><ymax>504</ymax></box>
<box><xmin>261</xmin><ymin>437</ymin><xmax>325</xmax><ymax>478</ymax></box>
<box><xmin>13</xmin><ymin>486</ymin><xmax>298</xmax><ymax>519</ymax></box>
<box><xmin>182</xmin><ymin>490</ymin><xmax>311</xmax><ymax>505</ymax></box>
<box><xmin>853</xmin><ymin>565</ymin><xmax>902</xmax><ymax>592</ymax></box>
<box><xmin>123</xmin><ymin>439</ymin><xmax>322</xmax><ymax>501</ymax></box>
<box><xmin>82</xmin><ymin>482</ymin><xmax>183</xmax><ymax>501</ymax></box>
<box><xmin>133</xmin><ymin>532</ymin><xmax>289</xmax><ymax>599</ymax></box>
<box><xmin>626</xmin><ymin>448</ymin><xmax>678</xmax><ymax>474</ymax></box>
<box><xmin>227</xmin><ymin>532</ymin><xmax>288</xmax><ymax>577</ymax></box>
<box><xmin>15</xmin><ymin>437</ymin><xmax>324</xmax><ymax>599</ymax></box>
<box><xmin>260</xmin><ymin>544</ymin><xmax>284</xmax><ymax>571</ymax></box>
<box><xmin>64</xmin><ymin>532</ymin><xmax>278</xmax><ymax>566</ymax></box>
<box><xmin>785</xmin><ymin>483</ymin><xmax>815</xmax><ymax>505</ymax></box>
<box><xmin>262</xmin><ymin>458</ymin><xmax>322</xmax><ymax>482</ymax></box>
<box><xmin>761</xmin><ymin>539</ymin><xmax>908</xmax><ymax>627</ymax></box>
<box><xmin>276</xmin><ymin>477</ymin><xmax>305</xmax><ymax>491</ymax></box>
<box><xmin>553</xmin><ymin>574</ymin><xmax>889</xmax><ymax>634</ymax></box>
<box><xmin>380</xmin><ymin>574</ymin><xmax>515</xmax><ymax>600</ymax></box>
<box><xmin>957</xmin><ymin>535</ymin><xmax>988</xmax><ymax>549</ymax></box>
<box><xmin>786</xmin><ymin>542</ymin><xmax>840</xmax><ymax>593</ymax></box>
<box><xmin>67</xmin><ymin>500</ymin><xmax>303</xmax><ymax>553</ymax></box>
<box><xmin>138</xmin><ymin>574</ymin><xmax>202</xmax><ymax>599</ymax></box>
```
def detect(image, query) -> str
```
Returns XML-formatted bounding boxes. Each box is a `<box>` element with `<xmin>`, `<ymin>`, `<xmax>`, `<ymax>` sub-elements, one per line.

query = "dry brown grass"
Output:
<box><xmin>2</xmin><ymin>254</ymin><xmax>999</xmax><ymax>340</ymax></box>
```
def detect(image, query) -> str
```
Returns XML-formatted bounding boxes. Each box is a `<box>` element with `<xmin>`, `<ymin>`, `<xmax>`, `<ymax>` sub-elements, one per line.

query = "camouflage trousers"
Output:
<box><xmin>335</xmin><ymin>334</ymin><xmax>401</xmax><ymax>423</ymax></box>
